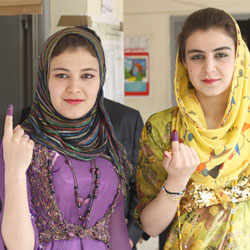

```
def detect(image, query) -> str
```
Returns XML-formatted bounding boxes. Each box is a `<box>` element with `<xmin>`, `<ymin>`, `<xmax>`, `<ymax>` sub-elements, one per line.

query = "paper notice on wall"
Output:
<box><xmin>102</xmin><ymin>38</ymin><xmax>124</xmax><ymax>102</ymax></box>
<box><xmin>91</xmin><ymin>17</ymin><xmax>124</xmax><ymax>103</ymax></box>
<box><xmin>101</xmin><ymin>0</ymin><xmax>114</xmax><ymax>18</ymax></box>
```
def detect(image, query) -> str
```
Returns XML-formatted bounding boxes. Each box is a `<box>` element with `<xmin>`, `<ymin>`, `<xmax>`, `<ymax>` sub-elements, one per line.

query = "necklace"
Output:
<box><xmin>65</xmin><ymin>156</ymin><xmax>101</xmax><ymax>228</ymax></box>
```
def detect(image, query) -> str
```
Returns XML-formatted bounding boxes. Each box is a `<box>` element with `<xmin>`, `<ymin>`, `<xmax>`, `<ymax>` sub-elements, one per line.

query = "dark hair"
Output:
<box><xmin>51</xmin><ymin>27</ymin><xmax>101</xmax><ymax>59</ymax></box>
<box><xmin>177</xmin><ymin>8</ymin><xmax>237</xmax><ymax>63</ymax></box>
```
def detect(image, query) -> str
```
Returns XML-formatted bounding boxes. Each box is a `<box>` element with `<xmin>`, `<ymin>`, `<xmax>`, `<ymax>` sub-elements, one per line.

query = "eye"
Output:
<box><xmin>215</xmin><ymin>52</ymin><xmax>228</xmax><ymax>58</ymax></box>
<box><xmin>81</xmin><ymin>73</ymin><xmax>94</xmax><ymax>79</ymax></box>
<box><xmin>190</xmin><ymin>54</ymin><xmax>204</xmax><ymax>60</ymax></box>
<box><xmin>55</xmin><ymin>73</ymin><xmax>68</xmax><ymax>79</ymax></box>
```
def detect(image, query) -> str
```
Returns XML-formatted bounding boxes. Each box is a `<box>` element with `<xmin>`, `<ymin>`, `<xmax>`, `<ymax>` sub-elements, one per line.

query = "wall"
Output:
<box><xmin>50</xmin><ymin>0</ymin><xmax>87</xmax><ymax>34</ymax></box>
<box><xmin>50</xmin><ymin>0</ymin><xmax>123</xmax><ymax>35</ymax></box>
<box><xmin>124</xmin><ymin>0</ymin><xmax>250</xmax><ymax>121</ymax></box>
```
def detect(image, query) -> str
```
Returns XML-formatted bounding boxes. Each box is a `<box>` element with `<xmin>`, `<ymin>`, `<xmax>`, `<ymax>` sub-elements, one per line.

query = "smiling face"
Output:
<box><xmin>48</xmin><ymin>47</ymin><xmax>100</xmax><ymax>119</ymax></box>
<box><xmin>183</xmin><ymin>28</ymin><xmax>235</xmax><ymax>101</ymax></box>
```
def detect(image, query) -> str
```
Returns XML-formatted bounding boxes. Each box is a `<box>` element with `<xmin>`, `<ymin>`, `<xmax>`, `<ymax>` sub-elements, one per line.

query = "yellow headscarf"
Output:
<box><xmin>172</xmin><ymin>14</ymin><xmax>250</xmax><ymax>189</ymax></box>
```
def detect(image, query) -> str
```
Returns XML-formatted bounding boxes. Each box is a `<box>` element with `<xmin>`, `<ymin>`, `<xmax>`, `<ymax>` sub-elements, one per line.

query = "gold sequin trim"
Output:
<box><xmin>181</xmin><ymin>174</ymin><xmax>250</xmax><ymax>213</ymax></box>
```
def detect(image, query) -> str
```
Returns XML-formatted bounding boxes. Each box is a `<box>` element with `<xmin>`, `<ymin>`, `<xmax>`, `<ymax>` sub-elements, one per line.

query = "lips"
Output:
<box><xmin>64</xmin><ymin>99</ymin><xmax>84</xmax><ymax>105</ymax></box>
<box><xmin>202</xmin><ymin>79</ymin><xmax>218</xmax><ymax>84</ymax></box>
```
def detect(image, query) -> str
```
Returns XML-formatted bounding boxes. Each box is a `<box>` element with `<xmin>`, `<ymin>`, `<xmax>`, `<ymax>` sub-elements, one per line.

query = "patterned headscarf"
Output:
<box><xmin>172</xmin><ymin>12</ymin><xmax>250</xmax><ymax>189</ymax></box>
<box><xmin>22</xmin><ymin>27</ymin><xmax>129</xmax><ymax>182</ymax></box>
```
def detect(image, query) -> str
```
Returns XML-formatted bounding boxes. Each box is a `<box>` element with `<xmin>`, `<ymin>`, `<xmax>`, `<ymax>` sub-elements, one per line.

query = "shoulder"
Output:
<box><xmin>146</xmin><ymin>106</ymin><xmax>177</xmax><ymax>128</ymax></box>
<box><xmin>140</xmin><ymin>107</ymin><xmax>177</xmax><ymax>151</ymax></box>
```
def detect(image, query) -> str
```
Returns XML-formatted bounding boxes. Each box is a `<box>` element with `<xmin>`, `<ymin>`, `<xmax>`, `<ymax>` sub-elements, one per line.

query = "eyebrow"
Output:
<box><xmin>187</xmin><ymin>46</ymin><xmax>232</xmax><ymax>54</ymax></box>
<box><xmin>51</xmin><ymin>67</ymin><xmax>98</xmax><ymax>72</ymax></box>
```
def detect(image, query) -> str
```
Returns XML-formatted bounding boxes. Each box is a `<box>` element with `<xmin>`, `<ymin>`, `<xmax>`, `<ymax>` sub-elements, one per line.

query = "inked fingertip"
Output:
<box><xmin>6</xmin><ymin>104</ymin><xmax>14</xmax><ymax>116</ymax></box>
<box><xmin>171</xmin><ymin>129</ymin><xmax>179</xmax><ymax>142</ymax></box>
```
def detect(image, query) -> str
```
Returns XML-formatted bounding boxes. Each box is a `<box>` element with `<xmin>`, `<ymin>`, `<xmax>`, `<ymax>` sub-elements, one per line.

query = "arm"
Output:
<box><xmin>136</xmin><ymin>113</ymin><xmax>199</xmax><ymax>237</ymax></box>
<box><xmin>0</xmin><ymin>149</ymin><xmax>5</xmax><ymax>250</ymax></box>
<box><xmin>1</xmin><ymin>106</ymin><xmax>35</xmax><ymax>250</ymax></box>
<box><xmin>140</xmin><ymin>136</ymin><xmax>199</xmax><ymax>237</ymax></box>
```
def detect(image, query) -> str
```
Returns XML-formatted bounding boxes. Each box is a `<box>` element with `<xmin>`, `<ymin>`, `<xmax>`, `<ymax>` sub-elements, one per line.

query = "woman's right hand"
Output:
<box><xmin>162</xmin><ymin>130</ymin><xmax>200</xmax><ymax>191</ymax></box>
<box><xmin>3</xmin><ymin>104</ymin><xmax>34</xmax><ymax>175</ymax></box>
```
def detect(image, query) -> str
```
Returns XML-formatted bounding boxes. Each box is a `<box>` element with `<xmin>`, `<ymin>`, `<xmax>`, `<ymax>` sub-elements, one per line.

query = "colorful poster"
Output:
<box><xmin>124</xmin><ymin>52</ymin><xmax>149</xmax><ymax>96</ymax></box>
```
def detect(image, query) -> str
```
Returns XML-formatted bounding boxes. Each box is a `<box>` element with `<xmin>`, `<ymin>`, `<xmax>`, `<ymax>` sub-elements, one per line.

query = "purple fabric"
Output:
<box><xmin>0</xmin><ymin>142</ymin><xmax>131</xmax><ymax>250</ymax></box>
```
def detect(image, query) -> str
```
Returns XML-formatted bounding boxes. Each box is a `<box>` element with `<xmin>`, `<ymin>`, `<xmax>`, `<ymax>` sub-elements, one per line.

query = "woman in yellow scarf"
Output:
<box><xmin>136</xmin><ymin>7</ymin><xmax>250</xmax><ymax>250</ymax></box>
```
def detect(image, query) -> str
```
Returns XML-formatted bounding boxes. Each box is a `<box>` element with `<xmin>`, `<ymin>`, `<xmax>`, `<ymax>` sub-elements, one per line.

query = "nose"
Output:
<box><xmin>203</xmin><ymin>56</ymin><xmax>215</xmax><ymax>74</ymax></box>
<box><xmin>67</xmin><ymin>78</ymin><xmax>80</xmax><ymax>93</ymax></box>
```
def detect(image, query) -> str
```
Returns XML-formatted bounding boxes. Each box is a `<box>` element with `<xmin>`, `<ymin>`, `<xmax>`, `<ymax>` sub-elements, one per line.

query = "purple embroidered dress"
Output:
<box><xmin>0</xmin><ymin>143</ymin><xmax>131</xmax><ymax>250</ymax></box>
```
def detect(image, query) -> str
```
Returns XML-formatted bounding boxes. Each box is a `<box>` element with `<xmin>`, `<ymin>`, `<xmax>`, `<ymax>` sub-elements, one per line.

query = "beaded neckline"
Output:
<box><xmin>28</xmin><ymin>143</ymin><xmax>121</xmax><ymax>248</ymax></box>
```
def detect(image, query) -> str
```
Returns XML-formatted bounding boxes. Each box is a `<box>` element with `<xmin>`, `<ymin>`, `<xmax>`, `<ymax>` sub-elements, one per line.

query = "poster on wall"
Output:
<box><xmin>124</xmin><ymin>37</ymin><xmax>150</xmax><ymax>96</ymax></box>
<box><xmin>124</xmin><ymin>52</ymin><xmax>149</xmax><ymax>96</ymax></box>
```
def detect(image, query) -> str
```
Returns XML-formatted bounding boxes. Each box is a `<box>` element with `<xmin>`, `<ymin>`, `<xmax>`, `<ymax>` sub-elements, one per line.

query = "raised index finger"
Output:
<box><xmin>4</xmin><ymin>104</ymin><xmax>14</xmax><ymax>138</ymax></box>
<box><xmin>171</xmin><ymin>129</ymin><xmax>180</xmax><ymax>157</ymax></box>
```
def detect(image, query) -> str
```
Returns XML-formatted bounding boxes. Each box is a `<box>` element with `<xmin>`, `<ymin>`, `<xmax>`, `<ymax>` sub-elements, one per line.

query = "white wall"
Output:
<box><xmin>49</xmin><ymin>0</ymin><xmax>123</xmax><ymax>34</ymax></box>
<box><xmin>124</xmin><ymin>0</ymin><xmax>250</xmax><ymax>121</ymax></box>
<box><xmin>50</xmin><ymin>0</ymin><xmax>87</xmax><ymax>34</ymax></box>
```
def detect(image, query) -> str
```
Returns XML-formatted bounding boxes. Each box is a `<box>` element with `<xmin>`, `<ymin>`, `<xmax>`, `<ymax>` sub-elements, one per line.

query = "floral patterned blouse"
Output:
<box><xmin>135</xmin><ymin>108</ymin><xmax>250</xmax><ymax>250</ymax></box>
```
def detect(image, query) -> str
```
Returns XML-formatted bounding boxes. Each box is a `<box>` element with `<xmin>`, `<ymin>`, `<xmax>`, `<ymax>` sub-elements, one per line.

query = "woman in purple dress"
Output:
<box><xmin>0</xmin><ymin>27</ymin><xmax>131</xmax><ymax>250</ymax></box>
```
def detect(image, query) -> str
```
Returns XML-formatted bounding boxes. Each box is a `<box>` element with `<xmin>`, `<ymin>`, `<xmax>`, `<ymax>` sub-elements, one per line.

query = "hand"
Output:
<box><xmin>3</xmin><ymin>104</ymin><xmax>34</xmax><ymax>175</ymax></box>
<box><xmin>162</xmin><ymin>130</ymin><xmax>200</xmax><ymax>191</ymax></box>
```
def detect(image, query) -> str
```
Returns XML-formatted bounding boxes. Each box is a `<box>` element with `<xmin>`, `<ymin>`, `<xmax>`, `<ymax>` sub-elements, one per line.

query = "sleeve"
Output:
<box><xmin>109</xmin><ymin>190</ymin><xmax>132</xmax><ymax>250</ymax></box>
<box><xmin>126</xmin><ymin>112</ymin><xmax>144</xmax><ymax>244</ymax></box>
<box><xmin>0</xmin><ymin>141</ymin><xmax>40</xmax><ymax>250</ymax></box>
<box><xmin>134</xmin><ymin>109</ymin><xmax>174</xmax><ymax>225</ymax></box>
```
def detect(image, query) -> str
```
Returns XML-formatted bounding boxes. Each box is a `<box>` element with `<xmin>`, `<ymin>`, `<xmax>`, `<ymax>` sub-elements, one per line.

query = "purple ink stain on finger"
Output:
<box><xmin>6</xmin><ymin>104</ymin><xmax>13</xmax><ymax>116</ymax></box>
<box><xmin>171</xmin><ymin>129</ymin><xmax>179</xmax><ymax>141</ymax></box>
